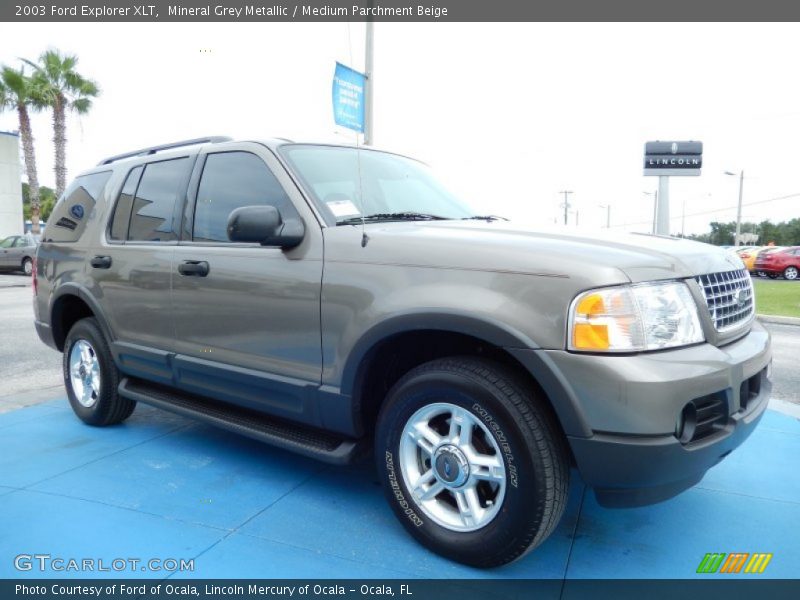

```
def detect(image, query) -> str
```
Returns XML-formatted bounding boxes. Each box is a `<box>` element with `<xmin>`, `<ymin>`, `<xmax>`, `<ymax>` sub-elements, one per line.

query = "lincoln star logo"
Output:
<box><xmin>671</xmin><ymin>142</ymin><xmax>678</xmax><ymax>154</ymax></box>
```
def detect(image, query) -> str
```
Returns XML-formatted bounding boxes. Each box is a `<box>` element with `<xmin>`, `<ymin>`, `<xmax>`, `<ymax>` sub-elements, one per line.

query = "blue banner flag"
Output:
<box><xmin>332</xmin><ymin>62</ymin><xmax>366</xmax><ymax>133</ymax></box>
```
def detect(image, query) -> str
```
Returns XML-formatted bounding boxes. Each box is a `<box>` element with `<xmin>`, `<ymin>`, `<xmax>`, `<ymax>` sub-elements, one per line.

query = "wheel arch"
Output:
<box><xmin>337</xmin><ymin>313</ymin><xmax>586</xmax><ymax>443</ymax></box>
<box><xmin>50</xmin><ymin>284</ymin><xmax>114</xmax><ymax>351</ymax></box>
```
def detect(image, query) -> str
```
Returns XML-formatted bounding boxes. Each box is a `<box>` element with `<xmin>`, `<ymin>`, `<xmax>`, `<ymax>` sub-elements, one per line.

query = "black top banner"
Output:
<box><xmin>4</xmin><ymin>0</ymin><xmax>800</xmax><ymax>22</ymax></box>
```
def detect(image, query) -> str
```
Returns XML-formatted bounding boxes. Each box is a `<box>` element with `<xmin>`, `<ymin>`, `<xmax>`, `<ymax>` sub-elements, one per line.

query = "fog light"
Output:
<box><xmin>677</xmin><ymin>403</ymin><xmax>697</xmax><ymax>444</ymax></box>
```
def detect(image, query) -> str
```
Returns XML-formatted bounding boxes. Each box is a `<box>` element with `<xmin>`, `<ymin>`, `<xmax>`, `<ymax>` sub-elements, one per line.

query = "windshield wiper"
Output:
<box><xmin>463</xmin><ymin>215</ymin><xmax>508</xmax><ymax>222</ymax></box>
<box><xmin>338</xmin><ymin>212</ymin><xmax>450</xmax><ymax>225</ymax></box>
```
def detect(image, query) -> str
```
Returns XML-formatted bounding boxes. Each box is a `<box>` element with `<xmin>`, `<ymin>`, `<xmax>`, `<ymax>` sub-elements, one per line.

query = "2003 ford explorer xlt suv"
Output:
<box><xmin>34</xmin><ymin>137</ymin><xmax>772</xmax><ymax>567</ymax></box>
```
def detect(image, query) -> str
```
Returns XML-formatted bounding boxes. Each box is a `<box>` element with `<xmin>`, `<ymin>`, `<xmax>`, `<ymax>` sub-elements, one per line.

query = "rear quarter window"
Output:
<box><xmin>44</xmin><ymin>171</ymin><xmax>113</xmax><ymax>243</ymax></box>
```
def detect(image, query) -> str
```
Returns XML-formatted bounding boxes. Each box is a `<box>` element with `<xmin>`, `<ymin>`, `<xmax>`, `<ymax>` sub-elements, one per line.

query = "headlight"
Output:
<box><xmin>568</xmin><ymin>281</ymin><xmax>704</xmax><ymax>352</ymax></box>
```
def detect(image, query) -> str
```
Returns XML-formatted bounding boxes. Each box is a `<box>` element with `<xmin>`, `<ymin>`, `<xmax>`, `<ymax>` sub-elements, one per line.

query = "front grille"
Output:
<box><xmin>694</xmin><ymin>269</ymin><xmax>754</xmax><ymax>332</ymax></box>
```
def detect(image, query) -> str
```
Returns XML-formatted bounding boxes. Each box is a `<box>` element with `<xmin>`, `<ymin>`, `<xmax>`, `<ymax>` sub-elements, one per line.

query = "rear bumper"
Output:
<box><xmin>34</xmin><ymin>319</ymin><xmax>58</xmax><ymax>351</ymax></box>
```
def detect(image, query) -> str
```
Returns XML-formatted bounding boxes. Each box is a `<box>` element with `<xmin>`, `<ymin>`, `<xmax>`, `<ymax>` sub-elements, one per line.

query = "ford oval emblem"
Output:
<box><xmin>70</xmin><ymin>204</ymin><xmax>84</xmax><ymax>220</ymax></box>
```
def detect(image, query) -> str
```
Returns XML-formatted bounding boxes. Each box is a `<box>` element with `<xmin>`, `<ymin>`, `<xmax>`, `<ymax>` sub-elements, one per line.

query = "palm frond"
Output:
<box><xmin>71</xmin><ymin>97</ymin><xmax>92</xmax><ymax>114</ymax></box>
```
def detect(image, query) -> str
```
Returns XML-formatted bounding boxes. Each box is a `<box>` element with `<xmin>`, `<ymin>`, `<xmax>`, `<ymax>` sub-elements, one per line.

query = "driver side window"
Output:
<box><xmin>192</xmin><ymin>152</ymin><xmax>296</xmax><ymax>243</ymax></box>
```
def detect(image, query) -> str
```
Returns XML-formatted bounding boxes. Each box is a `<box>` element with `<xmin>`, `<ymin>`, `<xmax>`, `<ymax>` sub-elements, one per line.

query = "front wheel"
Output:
<box><xmin>63</xmin><ymin>317</ymin><xmax>136</xmax><ymax>426</ymax></box>
<box><xmin>784</xmin><ymin>266</ymin><xmax>798</xmax><ymax>280</ymax></box>
<box><xmin>375</xmin><ymin>357</ymin><xmax>569</xmax><ymax>567</ymax></box>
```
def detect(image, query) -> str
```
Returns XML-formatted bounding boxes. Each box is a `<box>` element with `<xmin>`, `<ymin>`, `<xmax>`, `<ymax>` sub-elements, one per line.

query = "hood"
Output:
<box><xmin>326</xmin><ymin>220</ymin><xmax>745</xmax><ymax>285</ymax></box>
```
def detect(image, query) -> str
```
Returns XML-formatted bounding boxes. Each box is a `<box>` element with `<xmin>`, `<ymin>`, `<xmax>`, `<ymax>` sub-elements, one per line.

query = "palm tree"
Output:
<box><xmin>0</xmin><ymin>66</ymin><xmax>44</xmax><ymax>233</ymax></box>
<box><xmin>25</xmin><ymin>50</ymin><xmax>99</xmax><ymax>199</ymax></box>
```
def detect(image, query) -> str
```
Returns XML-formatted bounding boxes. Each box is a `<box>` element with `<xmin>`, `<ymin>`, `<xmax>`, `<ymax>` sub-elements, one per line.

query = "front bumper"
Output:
<box><xmin>569</xmin><ymin>376</ymin><xmax>769</xmax><ymax>507</ymax></box>
<box><xmin>519</xmin><ymin>322</ymin><xmax>772</xmax><ymax>507</ymax></box>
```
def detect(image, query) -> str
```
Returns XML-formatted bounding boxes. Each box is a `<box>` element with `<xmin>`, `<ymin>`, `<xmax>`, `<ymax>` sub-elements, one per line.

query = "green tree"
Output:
<box><xmin>757</xmin><ymin>220</ymin><xmax>781</xmax><ymax>246</ymax></box>
<box><xmin>0</xmin><ymin>65</ymin><xmax>45</xmax><ymax>233</ymax></box>
<box><xmin>22</xmin><ymin>182</ymin><xmax>56</xmax><ymax>221</ymax></box>
<box><xmin>24</xmin><ymin>49</ymin><xmax>99</xmax><ymax>199</ymax></box>
<box><xmin>708</xmin><ymin>221</ymin><xmax>735</xmax><ymax>245</ymax></box>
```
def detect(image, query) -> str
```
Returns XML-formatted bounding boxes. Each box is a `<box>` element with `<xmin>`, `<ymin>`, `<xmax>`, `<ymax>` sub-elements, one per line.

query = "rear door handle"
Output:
<box><xmin>178</xmin><ymin>260</ymin><xmax>209</xmax><ymax>277</ymax></box>
<box><xmin>90</xmin><ymin>256</ymin><xmax>112</xmax><ymax>269</ymax></box>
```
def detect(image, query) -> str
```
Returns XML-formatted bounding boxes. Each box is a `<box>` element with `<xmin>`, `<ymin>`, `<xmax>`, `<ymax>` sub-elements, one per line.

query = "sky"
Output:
<box><xmin>1</xmin><ymin>22</ymin><xmax>799</xmax><ymax>235</ymax></box>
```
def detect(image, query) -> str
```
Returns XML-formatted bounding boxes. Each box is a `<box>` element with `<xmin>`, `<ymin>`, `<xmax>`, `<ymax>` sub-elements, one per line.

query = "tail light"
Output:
<box><xmin>32</xmin><ymin>256</ymin><xmax>37</xmax><ymax>296</ymax></box>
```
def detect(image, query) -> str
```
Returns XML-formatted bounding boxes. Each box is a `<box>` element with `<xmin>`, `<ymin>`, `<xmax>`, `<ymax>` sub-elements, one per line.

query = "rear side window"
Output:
<box><xmin>128</xmin><ymin>158</ymin><xmax>190</xmax><ymax>242</ymax></box>
<box><xmin>109</xmin><ymin>166</ymin><xmax>142</xmax><ymax>241</ymax></box>
<box><xmin>193</xmin><ymin>152</ymin><xmax>295</xmax><ymax>243</ymax></box>
<box><xmin>45</xmin><ymin>171</ymin><xmax>112</xmax><ymax>243</ymax></box>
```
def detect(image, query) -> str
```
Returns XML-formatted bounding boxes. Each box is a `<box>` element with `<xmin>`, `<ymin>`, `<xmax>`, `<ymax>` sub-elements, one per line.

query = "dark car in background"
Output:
<box><xmin>0</xmin><ymin>233</ymin><xmax>40</xmax><ymax>275</ymax></box>
<box><xmin>754</xmin><ymin>246</ymin><xmax>800</xmax><ymax>280</ymax></box>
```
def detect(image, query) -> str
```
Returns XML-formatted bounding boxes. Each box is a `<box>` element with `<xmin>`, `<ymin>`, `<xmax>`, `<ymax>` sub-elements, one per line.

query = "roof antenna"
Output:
<box><xmin>343</xmin><ymin>23</ymin><xmax>369</xmax><ymax>248</ymax></box>
<box><xmin>356</xmin><ymin>146</ymin><xmax>369</xmax><ymax>248</ymax></box>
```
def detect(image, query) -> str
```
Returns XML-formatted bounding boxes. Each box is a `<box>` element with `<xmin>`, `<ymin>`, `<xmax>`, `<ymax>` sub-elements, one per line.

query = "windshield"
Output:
<box><xmin>279</xmin><ymin>145</ymin><xmax>475</xmax><ymax>224</ymax></box>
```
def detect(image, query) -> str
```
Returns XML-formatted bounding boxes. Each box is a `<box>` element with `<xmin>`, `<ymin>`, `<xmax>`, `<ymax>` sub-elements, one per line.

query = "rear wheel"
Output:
<box><xmin>63</xmin><ymin>317</ymin><xmax>136</xmax><ymax>426</ymax></box>
<box><xmin>784</xmin><ymin>266</ymin><xmax>798</xmax><ymax>280</ymax></box>
<box><xmin>22</xmin><ymin>257</ymin><xmax>32</xmax><ymax>276</ymax></box>
<box><xmin>375</xmin><ymin>357</ymin><xmax>569</xmax><ymax>567</ymax></box>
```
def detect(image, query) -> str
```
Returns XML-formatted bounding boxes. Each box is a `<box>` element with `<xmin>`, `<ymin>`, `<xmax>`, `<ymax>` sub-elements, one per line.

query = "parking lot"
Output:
<box><xmin>0</xmin><ymin>271</ymin><xmax>798</xmax><ymax>580</ymax></box>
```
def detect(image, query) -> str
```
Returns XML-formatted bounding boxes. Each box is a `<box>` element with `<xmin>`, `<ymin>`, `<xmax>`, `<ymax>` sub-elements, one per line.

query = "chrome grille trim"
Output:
<box><xmin>694</xmin><ymin>269</ymin><xmax>755</xmax><ymax>332</ymax></box>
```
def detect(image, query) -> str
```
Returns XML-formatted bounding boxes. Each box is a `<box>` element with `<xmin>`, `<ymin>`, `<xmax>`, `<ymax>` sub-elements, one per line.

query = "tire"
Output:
<box><xmin>63</xmin><ymin>317</ymin><xmax>136</xmax><ymax>426</ymax></box>
<box><xmin>784</xmin><ymin>266</ymin><xmax>799</xmax><ymax>281</ymax></box>
<box><xmin>767</xmin><ymin>273</ymin><xmax>779</xmax><ymax>279</ymax></box>
<box><xmin>374</xmin><ymin>357</ymin><xmax>569</xmax><ymax>567</ymax></box>
<box><xmin>22</xmin><ymin>257</ymin><xmax>32</xmax><ymax>276</ymax></box>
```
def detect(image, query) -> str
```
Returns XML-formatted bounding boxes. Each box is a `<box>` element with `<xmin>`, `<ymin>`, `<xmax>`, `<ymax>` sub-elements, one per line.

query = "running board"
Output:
<box><xmin>118</xmin><ymin>377</ymin><xmax>366</xmax><ymax>465</ymax></box>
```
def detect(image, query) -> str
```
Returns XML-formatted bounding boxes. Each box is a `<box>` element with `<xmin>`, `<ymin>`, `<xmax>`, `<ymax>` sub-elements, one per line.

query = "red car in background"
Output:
<box><xmin>754</xmin><ymin>246</ymin><xmax>800</xmax><ymax>280</ymax></box>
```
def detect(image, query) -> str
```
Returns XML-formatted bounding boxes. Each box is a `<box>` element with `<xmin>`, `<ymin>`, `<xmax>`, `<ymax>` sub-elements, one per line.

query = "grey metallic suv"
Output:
<box><xmin>34</xmin><ymin>137</ymin><xmax>772</xmax><ymax>567</ymax></box>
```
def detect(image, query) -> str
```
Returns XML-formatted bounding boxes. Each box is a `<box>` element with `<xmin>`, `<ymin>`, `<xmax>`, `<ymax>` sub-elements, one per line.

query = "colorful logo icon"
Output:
<box><xmin>697</xmin><ymin>552</ymin><xmax>772</xmax><ymax>574</ymax></box>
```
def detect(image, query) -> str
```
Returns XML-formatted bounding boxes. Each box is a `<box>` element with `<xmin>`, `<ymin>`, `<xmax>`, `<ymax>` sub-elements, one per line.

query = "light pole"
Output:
<box><xmin>559</xmin><ymin>190</ymin><xmax>573</xmax><ymax>225</ymax></box>
<box><xmin>725</xmin><ymin>170</ymin><xmax>744</xmax><ymax>246</ymax></box>
<box><xmin>598</xmin><ymin>204</ymin><xmax>611</xmax><ymax>228</ymax></box>
<box><xmin>364</xmin><ymin>8</ymin><xmax>375</xmax><ymax>145</ymax></box>
<box><xmin>643</xmin><ymin>191</ymin><xmax>657</xmax><ymax>234</ymax></box>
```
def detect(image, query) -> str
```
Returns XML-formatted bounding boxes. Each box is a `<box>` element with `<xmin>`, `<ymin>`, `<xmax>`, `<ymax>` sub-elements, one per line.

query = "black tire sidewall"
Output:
<box><xmin>63</xmin><ymin>318</ymin><xmax>121</xmax><ymax>426</ymax></box>
<box><xmin>22</xmin><ymin>258</ymin><xmax>32</xmax><ymax>275</ymax></box>
<box><xmin>375</xmin><ymin>367</ymin><xmax>550</xmax><ymax>567</ymax></box>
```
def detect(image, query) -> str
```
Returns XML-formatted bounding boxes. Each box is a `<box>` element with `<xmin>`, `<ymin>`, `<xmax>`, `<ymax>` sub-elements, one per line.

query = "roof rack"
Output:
<box><xmin>97</xmin><ymin>136</ymin><xmax>232</xmax><ymax>165</ymax></box>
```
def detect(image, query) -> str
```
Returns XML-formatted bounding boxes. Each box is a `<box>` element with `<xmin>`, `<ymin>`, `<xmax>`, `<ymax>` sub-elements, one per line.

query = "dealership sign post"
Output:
<box><xmin>644</xmin><ymin>141</ymin><xmax>702</xmax><ymax>235</ymax></box>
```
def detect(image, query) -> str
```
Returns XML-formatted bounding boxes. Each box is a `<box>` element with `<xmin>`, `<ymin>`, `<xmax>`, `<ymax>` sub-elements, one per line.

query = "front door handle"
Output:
<box><xmin>178</xmin><ymin>260</ymin><xmax>209</xmax><ymax>277</ymax></box>
<box><xmin>90</xmin><ymin>256</ymin><xmax>112</xmax><ymax>269</ymax></box>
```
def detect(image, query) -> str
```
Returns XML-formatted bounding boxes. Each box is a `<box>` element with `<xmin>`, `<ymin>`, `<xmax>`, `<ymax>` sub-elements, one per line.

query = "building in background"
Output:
<box><xmin>0</xmin><ymin>131</ymin><xmax>23</xmax><ymax>238</ymax></box>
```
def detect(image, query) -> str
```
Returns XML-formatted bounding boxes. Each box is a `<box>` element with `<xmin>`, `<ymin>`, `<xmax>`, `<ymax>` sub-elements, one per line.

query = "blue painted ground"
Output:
<box><xmin>0</xmin><ymin>399</ymin><xmax>798</xmax><ymax>579</ymax></box>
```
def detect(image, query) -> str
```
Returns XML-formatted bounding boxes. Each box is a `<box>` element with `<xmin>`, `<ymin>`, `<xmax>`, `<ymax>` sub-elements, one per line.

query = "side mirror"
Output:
<box><xmin>226</xmin><ymin>205</ymin><xmax>305</xmax><ymax>249</ymax></box>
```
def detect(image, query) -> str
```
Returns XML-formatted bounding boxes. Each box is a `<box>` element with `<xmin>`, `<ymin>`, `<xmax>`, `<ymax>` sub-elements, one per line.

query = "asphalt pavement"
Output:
<box><xmin>0</xmin><ymin>273</ymin><xmax>62</xmax><ymax>412</ymax></box>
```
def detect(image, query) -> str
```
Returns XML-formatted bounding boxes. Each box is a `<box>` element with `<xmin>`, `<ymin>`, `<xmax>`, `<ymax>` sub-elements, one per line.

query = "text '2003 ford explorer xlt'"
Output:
<box><xmin>34</xmin><ymin>137</ymin><xmax>771</xmax><ymax>567</ymax></box>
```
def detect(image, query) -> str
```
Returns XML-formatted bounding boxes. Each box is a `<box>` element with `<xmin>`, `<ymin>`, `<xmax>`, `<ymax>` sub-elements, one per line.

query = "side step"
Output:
<box><xmin>118</xmin><ymin>377</ymin><xmax>367</xmax><ymax>465</ymax></box>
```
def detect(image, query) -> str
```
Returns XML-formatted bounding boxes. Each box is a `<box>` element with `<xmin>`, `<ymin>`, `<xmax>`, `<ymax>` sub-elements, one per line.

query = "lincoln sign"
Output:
<box><xmin>644</xmin><ymin>140</ymin><xmax>703</xmax><ymax>176</ymax></box>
